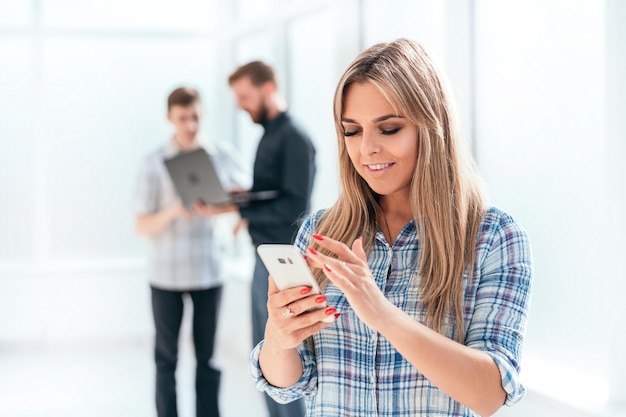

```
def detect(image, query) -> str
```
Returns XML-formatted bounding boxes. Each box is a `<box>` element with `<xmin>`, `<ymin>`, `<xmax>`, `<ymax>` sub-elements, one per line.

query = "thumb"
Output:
<box><xmin>267</xmin><ymin>275</ymin><xmax>280</xmax><ymax>295</ymax></box>
<box><xmin>351</xmin><ymin>237</ymin><xmax>367</xmax><ymax>262</ymax></box>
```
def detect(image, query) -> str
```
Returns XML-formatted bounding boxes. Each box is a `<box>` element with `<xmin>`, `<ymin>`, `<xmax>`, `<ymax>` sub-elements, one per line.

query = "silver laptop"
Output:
<box><xmin>164</xmin><ymin>148</ymin><xmax>278</xmax><ymax>209</ymax></box>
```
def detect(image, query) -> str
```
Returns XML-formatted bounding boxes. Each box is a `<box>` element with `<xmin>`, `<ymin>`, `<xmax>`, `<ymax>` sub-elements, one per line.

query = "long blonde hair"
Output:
<box><xmin>313</xmin><ymin>39</ymin><xmax>486</xmax><ymax>342</ymax></box>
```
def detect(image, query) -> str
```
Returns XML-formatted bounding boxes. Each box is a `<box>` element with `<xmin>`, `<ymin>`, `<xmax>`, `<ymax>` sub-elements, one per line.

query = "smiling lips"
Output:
<box><xmin>366</xmin><ymin>163</ymin><xmax>393</xmax><ymax>171</ymax></box>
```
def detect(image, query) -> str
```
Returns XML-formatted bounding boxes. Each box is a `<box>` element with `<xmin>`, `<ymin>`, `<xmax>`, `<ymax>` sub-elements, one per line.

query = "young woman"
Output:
<box><xmin>250</xmin><ymin>39</ymin><xmax>532</xmax><ymax>417</ymax></box>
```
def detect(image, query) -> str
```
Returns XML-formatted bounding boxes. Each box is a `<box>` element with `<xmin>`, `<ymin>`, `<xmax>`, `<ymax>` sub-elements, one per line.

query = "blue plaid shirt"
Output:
<box><xmin>250</xmin><ymin>206</ymin><xmax>532</xmax><ymax>416</ymax></box>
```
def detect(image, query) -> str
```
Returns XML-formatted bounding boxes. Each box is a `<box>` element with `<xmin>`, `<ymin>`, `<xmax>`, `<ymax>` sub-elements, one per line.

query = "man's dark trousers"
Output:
<box><xmin>152</xmin><ymin>286</ymin><xmax>222</xmax><ymax>417</ymax></box>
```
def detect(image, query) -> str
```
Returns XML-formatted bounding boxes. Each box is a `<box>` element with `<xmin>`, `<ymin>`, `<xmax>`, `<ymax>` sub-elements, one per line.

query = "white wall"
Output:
<box><xmin>474</xmin><ymin>0</ymin><xmax>624</xmax><ymax>414</ymax></box>
<box><xmin>0</xmin><ymin>0</ymin><xmax>219</xmax><ymax>344</ymax></box>
<box><xmin>605</xmin><ymin>0</ymin><xmax>626</xmax><ymax>409</ymax></box>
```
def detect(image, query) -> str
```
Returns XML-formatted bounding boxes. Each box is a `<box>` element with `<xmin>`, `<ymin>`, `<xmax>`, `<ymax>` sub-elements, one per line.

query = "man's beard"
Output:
<box><xmin>254</xmin><ymin>101</ymin><xmax>269</xmax><ymax>125</ymax></box>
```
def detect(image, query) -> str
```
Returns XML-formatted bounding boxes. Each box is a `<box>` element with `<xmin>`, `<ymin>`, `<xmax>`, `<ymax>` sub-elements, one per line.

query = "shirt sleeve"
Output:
<box><xmin>464</xmin><ymin>211</ymin><xmax>533</xmax><ymax>406</ymax></box>
<box><xmin>292</xmin><ymin>212</ymin><xmax>320</xmax><ymax>252</ymax></box>
<box><xmin>134</xmin><ymin>156</ymin><xmax>160</xmax><ymax>215</ymax></box>
<box><xmin>249</xmin><ymin>340</ymin><xmax>318</xmax><ymax>404</ymax></box>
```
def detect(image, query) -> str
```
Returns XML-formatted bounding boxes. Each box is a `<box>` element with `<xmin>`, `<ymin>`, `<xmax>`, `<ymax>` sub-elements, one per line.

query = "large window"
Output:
<box><xmin>0</xmin><ymin>38</ymin><xmax>35</xmax><ymax>262</ymax></box>
<box><xmin>0</xmin><ymin>0</ymin><xmax>218</xmax><ymax>266</ymax></box>
<box><xmin>474</xmin><ymin>0</ymin><xmax>619</xmax><ymax>410</ymax></box>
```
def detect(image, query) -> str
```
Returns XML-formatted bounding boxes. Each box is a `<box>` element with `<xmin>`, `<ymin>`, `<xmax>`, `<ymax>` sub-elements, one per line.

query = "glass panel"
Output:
<box><xmin>362</xmin><ymin>0</ymin><xmax>445</xmax><ymax>58</ymax></box>
<box><xmin>286</xmin><ymin>10</ymin><xmax>339</xmax><ymax>211</ymax></box>
<box><xmin>42</xmin><ymin>37</ymin><xmax>216</xmax><ymax>259</ymax></box>
<box><xmin>0</xmin><ymin>39</ymin><xmax>35</xmax><ymax>261</ymax></box>
<box><xmin>0</xmin><ymin>0</ymin><xmax>33</xmax><ymax>27</ymax></box>
<box><xmin>42</xmin><ymin>0</ymin><xmax>216</xmax><ymax>32</ymax></box>
<box><xmin>474</xmin><ymin>0</ymin><xmax>609</xmax><ymax>400</ymax></box>
<box><xmin>231</xmin><ymin>32</ymin><xmax>275</xmax><ymax>167</ymax></box>
<box><xmin>235</xmin><ymin>0</ymin><xmax>272</xmax><ymax>22</ymax></box>
<box><xmin>606</xmin><ymin>0</ymin><xmax>626</xmax><ymax>402</ymax></box>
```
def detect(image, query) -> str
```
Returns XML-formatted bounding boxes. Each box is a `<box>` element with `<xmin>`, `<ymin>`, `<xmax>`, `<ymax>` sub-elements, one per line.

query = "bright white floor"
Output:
<box><xmin>0</xmin><ymin>284</ymin><xmax>586</xmax><ymax>417</ymax></box>
<box><xmin>0</xmin><ymin>265</ymin><xmax>265</xmax><ymax>417</ymax></box>
<box><xmin>1</xmin><ymin>331</ymin><xmax>596</xmax><ymax>417</ymax></box>
<box><xmin>0</xmin><ymin>251</ymin><xmax>618</xmax><ymax>417</ymax></box>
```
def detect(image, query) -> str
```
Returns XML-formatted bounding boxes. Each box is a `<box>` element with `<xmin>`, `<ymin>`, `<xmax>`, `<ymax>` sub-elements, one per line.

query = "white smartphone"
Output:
<box><xmin>256</xmin><ymin>244</ymin><xmax>334</xmax><ymax>323</ymax></box>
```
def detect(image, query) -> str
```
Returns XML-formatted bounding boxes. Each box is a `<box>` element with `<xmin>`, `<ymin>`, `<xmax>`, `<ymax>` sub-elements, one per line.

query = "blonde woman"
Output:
<box><xmin>250</xmin><ymin>39</ymin><xmax>532</xmax><ymax>417</ymax></box>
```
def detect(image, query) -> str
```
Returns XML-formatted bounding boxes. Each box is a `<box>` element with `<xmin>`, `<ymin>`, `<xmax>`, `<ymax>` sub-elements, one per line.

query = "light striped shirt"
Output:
<box><xmin>250</xmin><ymin>206</ymin><xmax>532</xmax><ymax>416</ymax></box>
<box><xmin>135</xmin><ymin>140</ymin><xmax>250</xmax><ymax>290</ymax></box>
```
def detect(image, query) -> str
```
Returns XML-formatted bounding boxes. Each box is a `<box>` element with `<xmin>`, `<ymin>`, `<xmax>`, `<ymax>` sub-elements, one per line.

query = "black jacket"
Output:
<box><xmin>239</xmin><ymin>112</ymin><xmax>316</xmax><ymax>246</ymax></box>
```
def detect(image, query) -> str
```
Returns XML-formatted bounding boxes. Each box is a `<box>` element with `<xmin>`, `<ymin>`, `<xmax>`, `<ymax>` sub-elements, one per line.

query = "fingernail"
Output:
<box><xmin>312</xmin><ymin>234</ymin><xmax>324</xmax><ymax>241</ymax></box>
<box><xmin>300</xmin><ymin>287</ymin><xmax>312</xmax><ymax>295</ymax></box>
<box><xmin>324</xmin><ymin>307</ymin><xmax>336</xmax><ymax>315</ymax></box>
<box><xmin>308</xmin><ymin>247</ymin><xmax>318</xmax><ymax>255</ymax></box>
<box><xmin>315</xmin><ymin>295</ymin><xmax>326</xmax><ymax>303</ymax></box>
<box><xmin>334</xmin><ymin>313</ymin><xmax>341</xmax><ymax>319</ymax></box>
<box><xmin>324</xmin><ymin>264</ymin><xmax>332</xmax><ymax>272</ymax></box>
<box><xmin>303</xmin><ymin>254</ymin><xmax>308</xmax><ymax>260</ymax></box>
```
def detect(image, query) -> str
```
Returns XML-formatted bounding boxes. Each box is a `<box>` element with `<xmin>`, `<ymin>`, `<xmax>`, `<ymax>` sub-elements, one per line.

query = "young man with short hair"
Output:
<box><xmin>134</xmin><ymin>86</ymin><xmax>249</xmax><ymax>417</ymax></box>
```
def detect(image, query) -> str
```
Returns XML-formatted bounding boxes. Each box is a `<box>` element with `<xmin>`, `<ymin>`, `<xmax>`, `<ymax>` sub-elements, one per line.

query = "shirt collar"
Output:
<box><xmin>163</xmin><ymin>136</ymin><xmax>206</xmax><ymax>158</ymax></box>
<box><xmin>262</xmin><ymin>111</ymin><xmax>288</xmax><ymax>131</ymax></box>
<box><xmin>375</xmin><ymin>219</ymin><xmax>417</xmax><ymax>247</ymax></box>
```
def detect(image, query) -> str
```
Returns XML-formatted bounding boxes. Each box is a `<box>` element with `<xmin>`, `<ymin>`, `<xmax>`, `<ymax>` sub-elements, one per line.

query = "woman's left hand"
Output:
<box><xmin>305</xmin><ymin>234</ymin><xmax>393</xmax><ymax>331</ymax></box>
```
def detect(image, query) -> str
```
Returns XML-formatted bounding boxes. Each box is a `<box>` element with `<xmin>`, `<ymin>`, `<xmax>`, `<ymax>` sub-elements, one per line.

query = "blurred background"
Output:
<box><xmin>0</xmin><ymin>0</ymin><xmax>624</xmax><ymax>416</ymax></box>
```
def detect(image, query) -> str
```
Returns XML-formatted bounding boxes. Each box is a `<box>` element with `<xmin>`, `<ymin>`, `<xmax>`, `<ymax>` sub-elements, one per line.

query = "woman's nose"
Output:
<box><xmin>360</xmin><ymin>130</ymin><xmax>381</xmax><ymax>155</ymax></box>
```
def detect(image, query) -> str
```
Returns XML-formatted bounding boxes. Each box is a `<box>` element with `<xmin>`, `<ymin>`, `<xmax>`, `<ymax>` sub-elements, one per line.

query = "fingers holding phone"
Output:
<box><xmin>258</xmin><ymin>244</ymin><xmax>339</xmax><ymax>351</ymax></box>
<box><xmin>257</xmin><ymin>244</ymin><xmax>334</xmax><ymax>321</ymax></box>
<box><xmin>264</xmin><ymin>276</ymin><xmax>337</xmax><ymax>351</ymax></box>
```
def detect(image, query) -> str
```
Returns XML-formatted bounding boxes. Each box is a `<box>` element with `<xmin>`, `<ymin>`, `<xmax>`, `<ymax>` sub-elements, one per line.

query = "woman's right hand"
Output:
<box><xmin>262</xmin><ymin>276</ymin><xmax>337</xmax><ymax>353</ymax></box>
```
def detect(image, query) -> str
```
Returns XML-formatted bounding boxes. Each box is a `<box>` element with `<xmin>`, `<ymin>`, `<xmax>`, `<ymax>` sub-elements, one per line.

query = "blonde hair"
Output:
<box><xmin>313</xmin><ymin>39</ymin><xmax>486</xmax><ymax>342</ymax></box>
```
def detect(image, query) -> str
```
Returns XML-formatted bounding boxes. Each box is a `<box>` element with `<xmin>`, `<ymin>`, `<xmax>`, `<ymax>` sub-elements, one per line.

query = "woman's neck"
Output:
<box><xmin>378</xmin><ymin>194</ymin><xmax>413</xmax><ymax>245</ymax></box>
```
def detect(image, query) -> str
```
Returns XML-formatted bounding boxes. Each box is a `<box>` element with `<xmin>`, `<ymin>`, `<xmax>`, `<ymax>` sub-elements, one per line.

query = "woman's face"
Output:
<box><xmin>341</xmin><ymin>82</ymin><xmax>418</xmax><ymax>200</ymax></box>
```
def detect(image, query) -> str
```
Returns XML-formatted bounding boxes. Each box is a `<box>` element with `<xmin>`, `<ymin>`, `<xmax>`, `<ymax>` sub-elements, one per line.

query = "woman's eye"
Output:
<box><xmin>343</xmin><ymin>129</ymin><xmax>360</xmax><ymax>137</ymax></box>
<box><xmin>381</xmin><ymin>127</ymin><xmax>401</xmax><ymax>135</ymax></box>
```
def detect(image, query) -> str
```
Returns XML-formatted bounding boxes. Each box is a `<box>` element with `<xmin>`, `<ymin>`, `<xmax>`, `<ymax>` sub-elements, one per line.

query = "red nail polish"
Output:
<box><xmin>324</xmin><ymin>264</ymin><xmax>332</xmax><ymax>272</ymax></box>
<box><xmin>312</xmin><ymin>234</ymin><xmax>324</xmax><ymax>241</ymax></box>
<box><xmin>308</xmin><ymin>247</ymin><xmax>318</xmax><ymax>255</ymax></box>
<box><xmin>324</xmin><ymin>307</ymin><xmax>336</xmax><ymax>315</ymax></box>
<box><xmin>300</xmin><ymin>287</ymin><xmax>312</xmax><ymax>295</ymax></box>
<box><xmin>334</xmin><ymin>313</ymin><xmax>341</xmax><ymax>319</ymax></box>
<box><xmin>315</xmin><ymin>295</ymin><xmax>326</xmax><ymax>303</ymax></box>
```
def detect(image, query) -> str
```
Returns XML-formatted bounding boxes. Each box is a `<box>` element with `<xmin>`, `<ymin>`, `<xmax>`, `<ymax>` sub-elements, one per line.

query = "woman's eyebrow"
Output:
<box><xmin>341</xmin><ymin>114</ymin><xmax>403</xmax><ymax>124</ymax></box>
<box><xmin>373</xmin><ymin>114</ymin><xmax>403</xmax><ymax>122</ymax></box>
